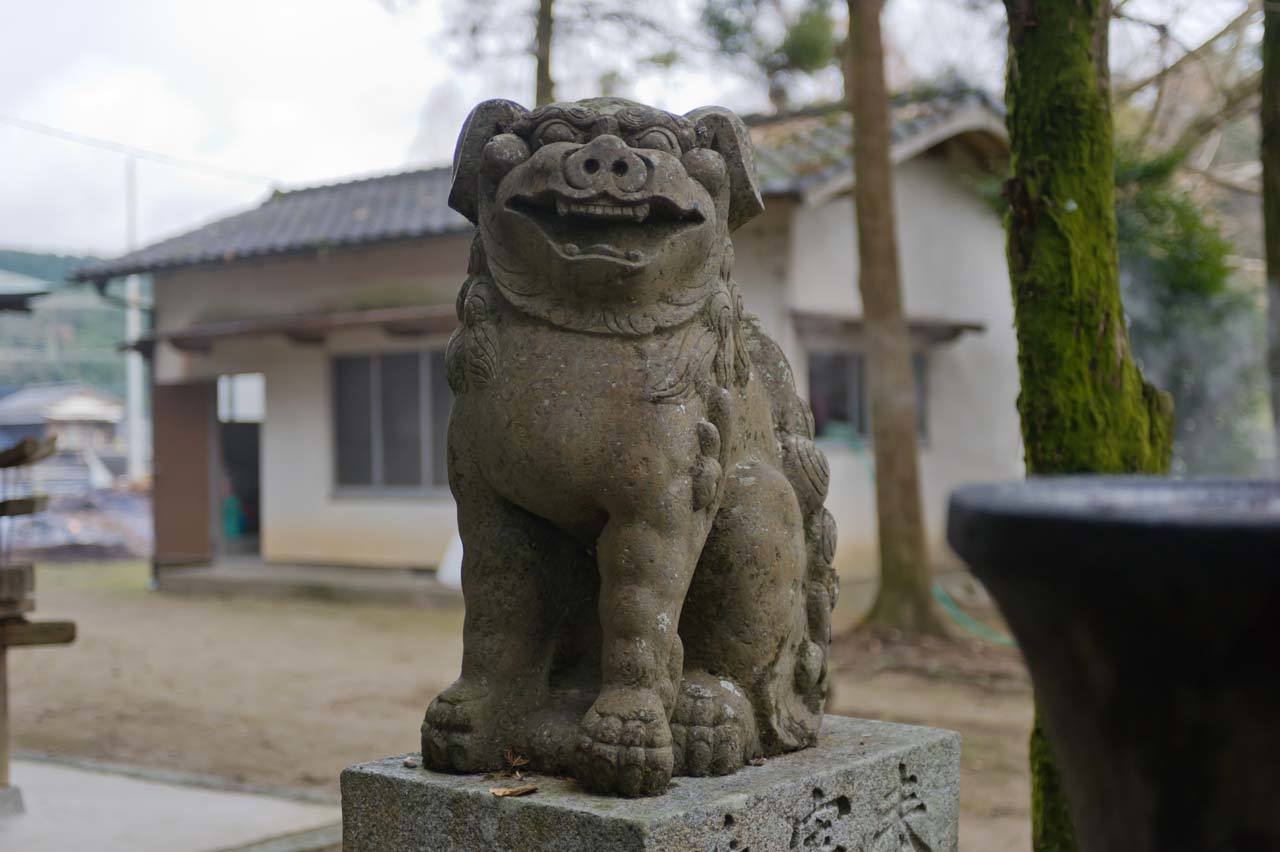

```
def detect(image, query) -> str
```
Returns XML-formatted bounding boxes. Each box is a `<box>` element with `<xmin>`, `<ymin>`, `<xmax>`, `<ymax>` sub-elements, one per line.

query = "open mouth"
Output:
<box><xmin>507</xmin><ymin>191</ymin><xmax>704</xmax><ymax>263</ymax></box>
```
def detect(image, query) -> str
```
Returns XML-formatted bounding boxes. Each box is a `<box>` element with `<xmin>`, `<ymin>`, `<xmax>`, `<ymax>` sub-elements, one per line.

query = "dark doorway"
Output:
<box><xmin>217</xmin><ymin>373</ymin><xmax>264</xmax><ymax>556</ymax></box>
<box><xmin>218</xmin><ymin>421</ymin><xmax>260</xmax><ymax>554</ymax></box>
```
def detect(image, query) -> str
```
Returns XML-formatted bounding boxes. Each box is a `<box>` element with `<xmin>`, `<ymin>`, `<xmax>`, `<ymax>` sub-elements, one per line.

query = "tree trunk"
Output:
<box><xmin>845</xmin><ymin>0</ymin><xmax>946</xmax><ymax>636</ymax></box>
<box><xmin>1002</xmin><ymin>1</ymin><xmax>1174</xmax><ymax>848</ymax></box>
<box><xmin>534</xmin><ymin>0</ymin><xmax>556</xmax><ymax>106</ymax></box>
<box><xmin>1264</xmin><ymin>1</ymin><xmax>1280</xmax><ymax>471</ymax></box>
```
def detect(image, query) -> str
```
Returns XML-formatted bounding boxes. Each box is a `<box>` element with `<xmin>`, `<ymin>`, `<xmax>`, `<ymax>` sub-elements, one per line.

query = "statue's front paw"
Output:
<box><xmin>576</xmin><ymin>687</ymin><xmax>673</xmax><ymax>797</ymax></box>
<box><xmin>421</xmin><ymin>678</ymin><xmax>502</xmax><ymax>772</ymax></box>
<box><xmin>671</xmin><ymin>672</ymin><xmax>758</xmax><ymax>777</ymax></box>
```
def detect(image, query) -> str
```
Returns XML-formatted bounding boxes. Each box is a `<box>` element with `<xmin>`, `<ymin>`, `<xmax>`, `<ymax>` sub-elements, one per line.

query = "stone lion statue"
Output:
<box><xmin>422</xmin><ymin>97</ymin><xmax>838</xmax><ymax>797</ymax></box>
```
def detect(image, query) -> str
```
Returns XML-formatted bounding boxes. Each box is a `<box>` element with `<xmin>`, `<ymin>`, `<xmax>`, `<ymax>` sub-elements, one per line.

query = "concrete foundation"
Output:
<box><xmin>341</xmin><ymin>715</ymin><xmax>960</xmax><ymax>852</ymax></box>
<box><xmin>0</xmin><ymin>784</ymin><xmax>23</xmax><ymax>816</ymax></box>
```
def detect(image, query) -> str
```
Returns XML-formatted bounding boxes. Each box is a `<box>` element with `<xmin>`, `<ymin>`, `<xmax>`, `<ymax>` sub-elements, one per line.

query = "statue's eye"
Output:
<box><xmin>632</xmin><ymin>128</ymin><xmax>679</xmax><ymax>154</ymax></box>
<box><xmin>534</xmin><ymin>120</ymin><xmax>578</xmax><ymax>147</ymax></box>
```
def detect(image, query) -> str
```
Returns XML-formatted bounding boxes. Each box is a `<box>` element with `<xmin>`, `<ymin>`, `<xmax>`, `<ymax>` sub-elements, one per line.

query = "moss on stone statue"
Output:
<box><xmin>1002</xmin><ymin>1</ymin><xmax>1174</xmax><ymax>849</ymax></box>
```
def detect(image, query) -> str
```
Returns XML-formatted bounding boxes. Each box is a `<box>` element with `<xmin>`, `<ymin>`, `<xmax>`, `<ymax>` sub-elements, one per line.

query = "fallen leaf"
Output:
<box><xmin>490</xmin><ymin>784</ymin><xmax>538</xmax><ymax>797</ymax></box>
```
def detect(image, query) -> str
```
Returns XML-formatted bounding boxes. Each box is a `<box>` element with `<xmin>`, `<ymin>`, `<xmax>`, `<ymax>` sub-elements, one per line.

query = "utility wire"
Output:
<box><xmin>0</xmin><ymin>113</ymin><xmax>278</xmax><ymax>185</ymax></box>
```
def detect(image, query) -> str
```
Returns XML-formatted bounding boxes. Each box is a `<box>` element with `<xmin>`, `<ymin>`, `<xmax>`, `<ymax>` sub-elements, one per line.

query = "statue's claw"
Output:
<box><xmin>576</xmin><ymin>687</ymin><xmax>673</xmax><ymax>797</ymax></box>
<box><xmin>421</xmin><ymin>678</ymin><xmax>503</xmax><ymax>772</ymax></box>
<box><xmin>670</xmin><ymin>672</ymin><xmax>757</xmax><ymax>777</ymax></box>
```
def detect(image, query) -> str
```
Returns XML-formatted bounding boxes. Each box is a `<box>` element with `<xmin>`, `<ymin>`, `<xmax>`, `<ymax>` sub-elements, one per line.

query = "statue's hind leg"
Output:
<box><xmin>674</xmin><ymin>459</ymin><xmax>813</xmax><ymax>776</ymax></box>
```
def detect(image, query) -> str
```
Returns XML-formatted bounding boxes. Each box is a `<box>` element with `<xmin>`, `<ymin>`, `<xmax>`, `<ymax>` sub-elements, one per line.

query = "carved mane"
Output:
<box><xmin>448</xmin><ymin>235</ymin><xmax>752</xmax><ymax>404</ymax></box>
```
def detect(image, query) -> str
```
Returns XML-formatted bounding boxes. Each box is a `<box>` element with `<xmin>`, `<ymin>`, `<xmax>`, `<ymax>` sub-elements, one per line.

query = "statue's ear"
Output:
<box><xmin>685</xmin><ymin>106</ymin><xmax>764</xmax><ymax>230</ymax></box>
<box><xmin>448</xmin><ymin>99</ymin><xmax>528</xmax><ymax>223</ymax></box>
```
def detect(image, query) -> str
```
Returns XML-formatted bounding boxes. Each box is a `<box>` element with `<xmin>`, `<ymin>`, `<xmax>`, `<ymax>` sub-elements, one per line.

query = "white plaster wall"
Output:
<box><xmin>732</xmin><ymin>204</ymin><xmax>797</xmax><ymax>375</ymax></box>
<box><xmin>162</xmin><ymin>330</ymin><xmax>459</xmax><ymax>568</ymax></box>
<box><xmin>152</xmin><ymin>237</ymin><xmax>470</xmax><ymax>386</ymax></box>
<box><xmin>263</xmin><ymin>330</ymin><xmax>457</xmax><ymax>568</ymax></box>
<box><xmin>152</xmin><ymin>239</ymin><xmax>469</xmax><ymax>569</ymax></box>
<box><xmin>774</xmin><ymin>154</ymin><xmax>1023</xmax><ymax>573</ymax></box>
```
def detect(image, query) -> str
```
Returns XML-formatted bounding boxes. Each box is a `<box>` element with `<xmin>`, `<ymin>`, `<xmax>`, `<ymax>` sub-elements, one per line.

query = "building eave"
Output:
<box><xmin>74</xmin><ymin>229</ymin><xmax>472</xmax><ymax>285</ymax></box>
<box><xmin>799</xmin><ymin>106</ymin><xmax>1010</xmax><ymax>208</ymax></box>
<box><xmin>127</xmin><ymin>304</ymin><xmax>460</xmax><ymax>357</ymax></box>
<box><xmin>793</xmin><ymin>310</ymin><xmax>986</xmax><ymax>347</ymax></box>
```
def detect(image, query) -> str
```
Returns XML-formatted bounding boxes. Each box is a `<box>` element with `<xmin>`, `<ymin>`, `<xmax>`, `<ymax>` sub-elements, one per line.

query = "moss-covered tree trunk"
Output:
<box><xmin>1002</xmin><ymin>0</ymin><xmax>1174</xmax><ymax>848</ymax></box>
<box><xmin>535</xmin><ymin>0</ymin><xmax>556</xmax><ymax>106</ymax></box>
<box><xmin>1264</xmin><ymin>1</ymin><xmax>1280</xmax><ymax>471</ymax></box>
<box><xmin>845</xmin><ymin>0</ymin><xmax>946</xmax><ymax>636</ymax></box>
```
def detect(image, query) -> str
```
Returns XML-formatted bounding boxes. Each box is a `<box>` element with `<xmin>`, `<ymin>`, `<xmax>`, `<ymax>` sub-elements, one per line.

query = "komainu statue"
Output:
<box><xmin>422</xmin><ymin>97</ymin><xmax>838</xmax><ymax>797</ymax></box>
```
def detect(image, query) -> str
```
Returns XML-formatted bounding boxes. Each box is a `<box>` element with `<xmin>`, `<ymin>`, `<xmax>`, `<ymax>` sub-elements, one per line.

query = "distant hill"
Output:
<box><xmin>0</xmin><ymin>249</ymin><xmax>100</xmax><ymax>289</ymax></box>
<box><xmin>0</xmin><ymin>249</ymin><xmax>128</xmax><ymax>398</ymax></box>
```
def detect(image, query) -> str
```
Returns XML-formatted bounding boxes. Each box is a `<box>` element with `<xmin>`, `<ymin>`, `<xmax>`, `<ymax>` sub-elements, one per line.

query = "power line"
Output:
<box><xmin>0</xmin><ymin>113</ymin><xmax>278</xmax><ymax>185</ymax></box>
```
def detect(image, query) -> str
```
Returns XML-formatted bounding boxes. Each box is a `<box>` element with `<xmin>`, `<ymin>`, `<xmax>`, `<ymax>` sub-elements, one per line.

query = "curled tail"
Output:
<box><xmin>740</xmin><ymin>315</ymin><xmax>839</xmax><ymax>739</ymax></box>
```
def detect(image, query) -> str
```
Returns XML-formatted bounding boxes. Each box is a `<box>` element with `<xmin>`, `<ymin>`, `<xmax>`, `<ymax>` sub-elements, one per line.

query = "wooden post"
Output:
<box><xmin>0</xmin><ymin>612</ymin><xmax>75</xmax><ymax>810</ymax></box>
<box><xmin>0</xmin><ymin>435</ymin><xmax>76</xmax><ymax>811</ymax></box>
<box><xmin>0</xmin><ymin>644</ymin><xmax>7</xmax><ymax>789</ymax></box>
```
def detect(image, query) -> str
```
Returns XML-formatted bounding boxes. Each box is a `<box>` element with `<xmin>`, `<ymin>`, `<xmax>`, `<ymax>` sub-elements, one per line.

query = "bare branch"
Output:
<box><xmin>1135</xmin><ymin>33</ymin><xmax>1171</xmax><ymax>148</ymax></box>
<box><xmin>1116</xmin><ymin>1</ymin><xmax>1261</xmax><ymax>100</ymax></box>
<box><xmin>1167</xmin><ymin>68</ymin><xmax>1262</xmax><ymax>158</ymax></box>
<box><xmin>1184</xmin><ymin>163</ymin><xmax>1263</xmax><ymax>194</ymax></box>
<box><xmin>1112</xmin><ymin>8</ymin><xmax>1193</xmax><ymax>55</ymax></box>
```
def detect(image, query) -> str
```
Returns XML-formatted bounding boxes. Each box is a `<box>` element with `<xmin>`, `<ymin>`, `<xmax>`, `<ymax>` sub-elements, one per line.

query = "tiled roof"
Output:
<box><xmin>0</xmin><ymin>383</ymin><xmax>122</xmax><ymax>425</ymax></box>
<box><xmin>0</xmin><ymin>268</ymin><xmax>52</xmax><ymax>296</ymax></box>
<box><xmin>74</xmin><ymin>88</ymin><xmax>1003</xmax><ymax>282</ymax></box>
<box><xmin>748</xmin><ymin>87</ymin><xmax>1005</xmax><ymax>196</ymax></box>
<box><xmin>0</xmin><ymin>268</ymin><xmax>51</xmax><ymax>312</ymax></box>
<box><xmin>74</xmin><ymin>167</ymin><xmax>466</xmax><ymax>281</ymax></box>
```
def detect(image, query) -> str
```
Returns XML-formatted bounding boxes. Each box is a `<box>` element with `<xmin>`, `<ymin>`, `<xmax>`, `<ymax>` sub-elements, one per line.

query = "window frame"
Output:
<box><xmin>806</xmin><ymin>347</ymin><xmax>930</xmax><ymax>446</ymax></box>
<box><xmin>330</xmin><ymin>349</ymin><xmax>452</xmax><ymax>499</ymax></box>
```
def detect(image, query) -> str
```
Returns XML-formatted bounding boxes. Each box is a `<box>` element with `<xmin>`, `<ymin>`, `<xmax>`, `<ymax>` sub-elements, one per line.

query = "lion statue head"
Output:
<box><xmin>447</xmin><ymin>97</ymin><xmax>763</xmax><ymax>336</ymax></box>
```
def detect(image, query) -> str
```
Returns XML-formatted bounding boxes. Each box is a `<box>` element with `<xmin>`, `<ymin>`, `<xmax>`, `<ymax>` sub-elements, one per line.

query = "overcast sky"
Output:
<box><xmin>0</xmin><ymin>0</ymin><xmax>1239</xmax><ymax>259</ymax></box>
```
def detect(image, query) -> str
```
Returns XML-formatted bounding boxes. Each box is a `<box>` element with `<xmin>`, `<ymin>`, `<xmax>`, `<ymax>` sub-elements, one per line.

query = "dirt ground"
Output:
<box><xmin>11</xmin><ymin>561</ymin><xmax>1032</xmax><ymax>849</ymax></box>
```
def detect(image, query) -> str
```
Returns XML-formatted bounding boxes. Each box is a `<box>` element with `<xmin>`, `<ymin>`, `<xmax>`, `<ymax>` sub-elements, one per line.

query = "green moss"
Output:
<box><xmin>1004</xmin><ymin>0</ymin><xmax>1172</xmax><ymax>478</ymax></box>
<box><xmin>1030</xmin><ymin>710</ymin><xmax>1077</xmax><ymax>852</ymax></box>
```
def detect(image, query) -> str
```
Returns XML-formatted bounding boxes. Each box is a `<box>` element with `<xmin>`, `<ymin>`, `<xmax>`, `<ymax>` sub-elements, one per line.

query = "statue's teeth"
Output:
<box><xmin>556</xmin><ymin>201</ymin><xmax>649</xmax><ymax>219</ymax></box>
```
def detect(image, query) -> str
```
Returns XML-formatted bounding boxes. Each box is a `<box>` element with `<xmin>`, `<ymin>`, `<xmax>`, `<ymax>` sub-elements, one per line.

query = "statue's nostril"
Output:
<box><xmin>584</xmin><ymin>158</ymin><xmax>601</xmax><ymax>174</ymax></box>
<box><xmin>612</xmin><ymin>160</ymin><xmax>628</xmax><ymax>176</ymax></box>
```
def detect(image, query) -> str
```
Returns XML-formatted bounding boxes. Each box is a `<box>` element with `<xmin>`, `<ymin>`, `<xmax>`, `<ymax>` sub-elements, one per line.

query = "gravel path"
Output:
<box><xmin>11</xmin><ymin>561</ymin><xmax>1031</xmax><ymax>849</ymax></box>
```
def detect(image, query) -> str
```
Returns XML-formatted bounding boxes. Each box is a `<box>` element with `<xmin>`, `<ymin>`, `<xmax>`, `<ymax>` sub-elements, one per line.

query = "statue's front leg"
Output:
<box><xmin>577</xmin><ymin>511</ymin><xmax>703</xmax><ymax>797</ymax></box>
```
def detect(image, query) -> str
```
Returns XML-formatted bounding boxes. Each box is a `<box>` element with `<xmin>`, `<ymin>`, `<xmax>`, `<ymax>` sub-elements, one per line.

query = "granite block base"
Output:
<box><xmin>341</xmin><ymin>715</ymin><xmax>960</xmax><ymax>851</ymax></box>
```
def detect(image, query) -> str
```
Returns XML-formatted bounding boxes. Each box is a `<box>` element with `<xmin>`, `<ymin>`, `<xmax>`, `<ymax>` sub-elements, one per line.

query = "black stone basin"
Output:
<box><xmin>948</xmin><ymin>477</ymin><xmax>1280</xmax><ymax>852</ymax></box>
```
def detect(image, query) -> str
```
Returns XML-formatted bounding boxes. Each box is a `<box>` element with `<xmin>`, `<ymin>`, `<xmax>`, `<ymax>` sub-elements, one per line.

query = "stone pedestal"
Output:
<box><xmin>341</xmin><ymin>715</ymin><xmax>959</xmax><ymax>852</ymax></box>
<box><xmin>0</xmin><ymin>784</ymin><xmax>22</xmax><ymax>817</ymax></box>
